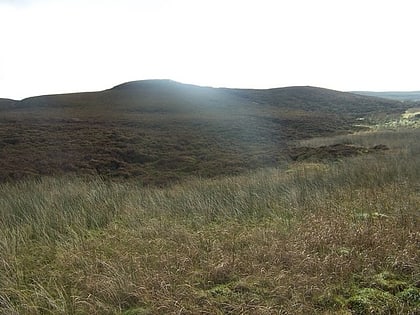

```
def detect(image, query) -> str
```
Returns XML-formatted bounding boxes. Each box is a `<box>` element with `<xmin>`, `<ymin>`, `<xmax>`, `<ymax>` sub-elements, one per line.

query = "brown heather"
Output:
<box><xmin>0</xmin><ymin>128</ymin><xmax>419</xmax><ymax>314</ymax></box>
<box><xmin>0</xmin><ymin>81</ymin><xmax>409</xmax><ymax>185</ymax></box>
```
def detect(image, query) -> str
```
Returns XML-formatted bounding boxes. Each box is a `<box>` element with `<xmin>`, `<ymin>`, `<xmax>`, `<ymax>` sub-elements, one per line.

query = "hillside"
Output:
<box><xmin>353</xmin><ymin>90</ymin><xmax>420</xmax><ymax>102</ymax></box>
<box><xmin>227</xmin><ymin>85</ymin><xmax>406</xmax><ymax>116</ymax></box>
<box><xmin>0</xmin><ymin>80</ymin><xmax>407</xmax><ymax>184</ymax></box>
<box><xmin>0</xmin><ymin>98</ymin><xmax>17</xmax><ymax>109</ymax></box>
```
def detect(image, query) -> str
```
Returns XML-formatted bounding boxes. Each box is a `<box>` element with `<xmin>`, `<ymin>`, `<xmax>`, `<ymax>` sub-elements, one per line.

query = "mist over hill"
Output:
<box><xmin>0</xmin><ymin>80</ymin><xmax>408</xmax><ymax>184</ymax></box>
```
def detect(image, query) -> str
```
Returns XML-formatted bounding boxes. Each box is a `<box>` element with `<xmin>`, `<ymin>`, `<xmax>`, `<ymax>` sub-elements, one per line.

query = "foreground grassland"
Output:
<box><xmin>0</xmin><ymin>128</ymin><xmax>419</xmax><ymax>314</ymax></box>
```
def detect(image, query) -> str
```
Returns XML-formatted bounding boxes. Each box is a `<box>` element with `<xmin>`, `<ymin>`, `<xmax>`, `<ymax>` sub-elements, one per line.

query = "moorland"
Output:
<box><xmin>353</xmin><ymin>91</ymin><xmax>420</xmax><ymax>102</ymax></box>
<box><xmin>0</xmin><ymin>80</ymin><xmax>419</xmax><ymax>314</ymax></box>
<box><xmin>0</xmin><ymin>80</ymin><xmax>410</xmax><ymax>184</ymax></box>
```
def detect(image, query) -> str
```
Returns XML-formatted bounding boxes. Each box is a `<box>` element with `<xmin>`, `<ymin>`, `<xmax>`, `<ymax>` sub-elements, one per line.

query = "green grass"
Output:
<box><xmin>0</xmin><ymin>128</ymin><xmax>418</xmax><ymax>314</ymax></box>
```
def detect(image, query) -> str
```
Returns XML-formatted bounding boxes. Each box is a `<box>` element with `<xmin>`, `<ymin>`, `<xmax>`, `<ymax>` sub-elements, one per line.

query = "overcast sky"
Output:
<box><xmin>1</xmin><ymin>0</ymin><xmax>420</xmax><ymax>100</ymax></box>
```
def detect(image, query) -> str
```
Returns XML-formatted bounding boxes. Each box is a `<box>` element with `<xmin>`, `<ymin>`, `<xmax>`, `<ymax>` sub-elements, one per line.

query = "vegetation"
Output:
<box><xmin>0</xmin><ymin>80</ymin><xmax>409</xmax><ymax>184</ymax></box>
<box><xmin>353</xmin><ymin>91</ymin><xmax>420</xmax><ymax>102</ymax></box>
<box><xmin>1</xmin><ymin>81</ymin><xmax>418</xmax><ymax>313</ymax></box>
<box><xmin>0</xmin><ymin>127</ymin><xmax>418</xmax><ymax>314</ymax></box>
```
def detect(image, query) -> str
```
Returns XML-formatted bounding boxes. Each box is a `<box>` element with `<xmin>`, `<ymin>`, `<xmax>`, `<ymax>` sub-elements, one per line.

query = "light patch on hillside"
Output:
<box><xmin>402</xmin><ymin>107</ymin><xmax>420</xmax><ymax>119</ymax></box>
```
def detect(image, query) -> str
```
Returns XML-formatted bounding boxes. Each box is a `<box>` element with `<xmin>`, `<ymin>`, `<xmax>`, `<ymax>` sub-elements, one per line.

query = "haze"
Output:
<box><xmin>1</xmin><ymin>0</ymin><xmax>419</xmax><ymax>100</ymax></box>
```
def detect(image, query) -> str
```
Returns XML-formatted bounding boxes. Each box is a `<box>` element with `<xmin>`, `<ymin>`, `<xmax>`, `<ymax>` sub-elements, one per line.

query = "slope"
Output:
<box><xmin>0</xmin><ymin>80</ymin><xmax>407</xmax><ymax>184</ymax></box>
<box><xmin>353</xmin><ymin>90</ymin><xmax>420</xmax><ymax>102</ymax></box>
<box><xmin>0</xmin><ymin>98</ymin><xmax>17</xmax><ymax>109</ymax></box>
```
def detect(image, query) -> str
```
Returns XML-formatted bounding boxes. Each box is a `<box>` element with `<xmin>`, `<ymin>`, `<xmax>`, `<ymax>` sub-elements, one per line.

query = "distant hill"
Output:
<box><xmin>0</xmin><ymin>80</ymin><xmax>408</xmax><ymax>184</ymax></box>
<box><xmin>0</xmin><ymin>98</ymin><xmax>17</xmax><ymax>109</ymax></box>
<box><xmin>353</xmin><ymin>91</ymin><xmax>420</xmax><ymax>102</ymax></box>
<box><xmin>15</xmin><ymin>80</ymin><xmax>404</xmax><ymax>118</ymax></box>
<box><xmin>226</xmin><ymin>86</ymin><xmax>405</xmax><ymax>117</ymax></box>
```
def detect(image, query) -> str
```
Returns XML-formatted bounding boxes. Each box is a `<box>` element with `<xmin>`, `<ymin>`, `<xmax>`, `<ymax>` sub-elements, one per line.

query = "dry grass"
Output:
<box><xmin>0</xmin><ymin>128</ymin><xmax>419</xmax><ymax>314</ymax></box>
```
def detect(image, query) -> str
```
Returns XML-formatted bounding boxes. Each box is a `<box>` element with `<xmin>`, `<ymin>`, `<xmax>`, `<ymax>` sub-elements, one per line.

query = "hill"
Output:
<box><xmin>0</xmin><ymin>80</ymin><xmax>408</xmax><ymax>184</ymax></box>
<box><xmin>0</xmin><ymin>98</ymin><xmax>17</xmax><ymax>109</ymax></box>
<box><xmin>353</xmin><ymin>90</ymin><xmax>420</xmax><ymax>102</ymax></box>
<box><xmin>227</xmin><ymin>85</ymin><xmax>406</xmax><ymax>116</ymax></box>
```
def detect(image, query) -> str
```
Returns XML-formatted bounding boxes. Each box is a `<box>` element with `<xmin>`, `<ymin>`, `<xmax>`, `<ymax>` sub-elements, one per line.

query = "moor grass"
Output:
<box><xmin>0</xmin><ymin>128</ymin><xmax>418</xmax><ymax>314</ymax></box>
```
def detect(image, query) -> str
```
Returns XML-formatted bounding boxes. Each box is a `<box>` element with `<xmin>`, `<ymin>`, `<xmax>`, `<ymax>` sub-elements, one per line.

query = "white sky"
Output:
<box><xmin>1</xmin><ymin>0</ymin><xmax>420</xmax><ymax>100</ymax></box>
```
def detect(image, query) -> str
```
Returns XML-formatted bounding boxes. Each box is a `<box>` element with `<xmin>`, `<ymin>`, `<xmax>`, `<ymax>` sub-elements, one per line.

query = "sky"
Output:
<box><xmin>1</xmin><ymin>0</ymin><xmax>420</xmax><ymax>100</ymax></box>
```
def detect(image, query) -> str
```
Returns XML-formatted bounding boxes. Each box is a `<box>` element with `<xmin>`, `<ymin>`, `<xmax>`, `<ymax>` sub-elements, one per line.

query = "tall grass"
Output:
<box><xmin>0</xmin><ymin>128</ymin><xmax>419</xmax><ymax>314</ymax></box>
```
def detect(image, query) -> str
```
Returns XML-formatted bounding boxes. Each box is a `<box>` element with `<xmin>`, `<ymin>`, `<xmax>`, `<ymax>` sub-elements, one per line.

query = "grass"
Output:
<box><xmin>0</xmin><ymin>128</ymin><xmax>419</xmax><ymax>314</ymax></box>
